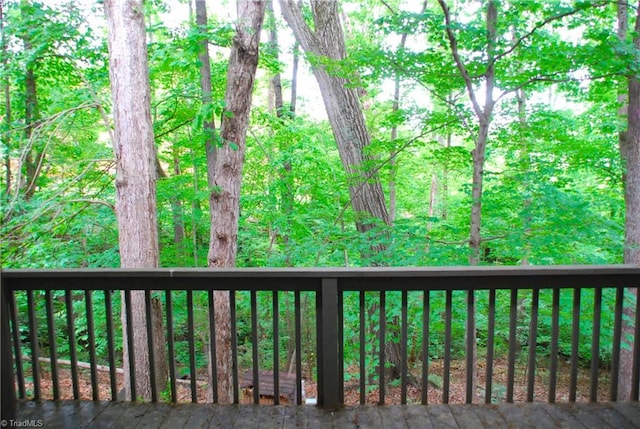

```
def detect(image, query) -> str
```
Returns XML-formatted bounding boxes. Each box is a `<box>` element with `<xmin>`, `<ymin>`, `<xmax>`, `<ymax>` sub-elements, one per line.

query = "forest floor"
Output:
<box><xmin>20</xmin><ymin>357</ymin><xmax>611</xmax><ymax>405</ymax></box>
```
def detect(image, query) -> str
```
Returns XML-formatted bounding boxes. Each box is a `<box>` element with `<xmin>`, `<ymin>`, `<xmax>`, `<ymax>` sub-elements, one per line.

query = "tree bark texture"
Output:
<box><xmin>207</xmin><ymin>0</ymin><xmax>265</xmax><ymax>404</ymax></box>
<box><xmin>20</xmin><ymin>0</ymin><xmax>44</xmax><ymax>201</ymax></box>
<box><xmin>618</xmin><ymin>0</ymin><xmax>640</xmax><ymax>400</ymax></box>
<box><xmin>278</xmin><ymin>0</ymin><xmax>390</xmax><ymax>235</ymax></box>
<box><xmin>104</xmin><ymin>0</ymin><xmax>166</xmax><ymax>401</ymax></box>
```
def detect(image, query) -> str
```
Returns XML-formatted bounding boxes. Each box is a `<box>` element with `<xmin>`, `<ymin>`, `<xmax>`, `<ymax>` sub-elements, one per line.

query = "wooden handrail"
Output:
<box><xmin>2</xmin><ymin>265</ymin><xmax>639</xmax><ymax>412</ymax></box>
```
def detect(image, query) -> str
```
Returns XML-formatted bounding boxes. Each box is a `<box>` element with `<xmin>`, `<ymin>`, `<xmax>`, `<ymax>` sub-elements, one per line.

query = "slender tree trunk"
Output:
<box><xmin>191</xmin><ymin>147</ymin><xmax>200</xmax><ymax>267</ymax></box>
<box><xmin>172</xmin><ymin>147</ymin><xmax>186</xmax><ymax>262</ymax></box>
<box><xmin>290</xmin><ymin>41</ymin><xmax>299</xmax><ymax>116</ymax></box>
<box><xmin>266</xmin><ymin>0</ymin><xmax>295</xmax><ymax>266</ymax></box>
<box><xmin>618</xmin><ymin>0</ymin><xmax>640</xmax><ymax>400</ymax></box>
<box><xmin>104</xmin><ymin>0</ymin><xmax>166</xmax><ymax>401</ymax></box>
<box><xmin>20</xmin><ymin>0</ymin><xmax>44</xmax><ymax>201</ymax></box>
<box><xmin>438</xmin><ymin>0</ymin><xmax>497</xmax><ymax>401</ymax></box>
<box><xmin>206</xmin><ymin>0</ymin><xmax>265</xmax><ymax>404</ymax></box>
<box><xmin>195</xmin><ymin>0</ymin><xmax>217</xmax><ymax>188</ymax></box>
<box><xmin>442</xmin><ymin>132</ymin><xmax>451</xmax><ymax>220</ymax></box>
<box><xmin>469</xmin><ymin>120</ymin><xmax>489</xmax><ymax>265</ymax></box>
<box><xmin>1</xmin><ymin>0</ymin><xmax>10</xmax><ymax>196</ymax></box>
<box><xmin>387</xmin><ymin>1</ymin><xmax>428</xmax><ymax>225</ymax></box>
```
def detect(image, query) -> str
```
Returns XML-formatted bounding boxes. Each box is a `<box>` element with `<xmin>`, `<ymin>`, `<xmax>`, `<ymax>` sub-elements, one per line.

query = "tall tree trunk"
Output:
<box><xmin>195</xmin><ymin>0</ymin><xmax>217</xmax><ymax>189</ymax></box>
<box><xmin>206</xmin><ymin>0</ymin><xmax>265</xmax><ymax>404</ymax></box>
<box><xmin>171</xmin><ymin>147</ymin><xmax>186</xmax><ymax>263</ymax></box>
<box><xmin>290</xmin><ymin>41</ymin><xmax>299</xmax><ymax>116</ymax></box>
<box><xmin>618</xmin><ymin>0</ymin><xmax>640</xmax><ymax>401</ymax></box>
<box><xmin>104</xmin><ymin>0</ymin><xmax>166</xmax><ymax>401</ymax></box>
<box><xmin>387</xmin><ymin>1</ymin><xmax>428</xmax><ymax>225</ymax></box>
<box><xmin>279</xmin><ymin>0</ymin><xmax>390</xmax><ymax>239</ymax></box>
<box><xmin>1</xmin><ymin>0</ymin><xmax>10</xmax><ymax>196</ymax></box>
<box><xmin>266</xmin><ymin>0</ymin><xmax>294</xmax><ymax>266</ymax></box>
<box><xmin>20</xmin><ymin>0</ymin><xmax>44</xmax><ymax>201</ymax></box>
<box><xmin>267</xmin><ymin>0</ymin><xmax>284</xmax><ymax>117</ymax></box>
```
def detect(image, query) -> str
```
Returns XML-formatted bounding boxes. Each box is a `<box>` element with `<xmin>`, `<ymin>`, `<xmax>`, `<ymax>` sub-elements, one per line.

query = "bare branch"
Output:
<box><xmin>67</xmin><ymin>198</ymin><xmax>115</xmax><ymax>211</ymax></box>
<box><xmin>436</xmin><ymin>0</ymin><xmax>484</xmax><ymax>119</ymax></box>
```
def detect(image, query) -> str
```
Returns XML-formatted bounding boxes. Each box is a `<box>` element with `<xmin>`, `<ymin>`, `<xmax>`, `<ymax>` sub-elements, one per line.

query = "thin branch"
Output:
<box><xmin>437</xmin><ymin>0</ymin><xmax>484</xmax><ymax>120</ymax></box>
<box><xmin>433</xmin><ymin>235</ymin><xmax>505</xmax><ymax>246</ymax></box>
<box><xmin>155</xmin><ymin>119</ymin><xmax>193</xmax><ymax>140</ymax></box>
<box><xmin>66</xmin><ymin>198</ymin><xmax>115</xmax><ymax>211</ymax></box>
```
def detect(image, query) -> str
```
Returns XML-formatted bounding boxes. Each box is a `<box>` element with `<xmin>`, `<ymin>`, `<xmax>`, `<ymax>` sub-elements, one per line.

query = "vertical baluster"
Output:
<box><xmin>569</xmin><ymin>288</ymin><xmax>581</xmax><ymax>402</ymax></box>
<box><xmin>320</xmin><ymin>278</ymin><xmax>339</xmax><ymax>410</ymax></box>
<box><xmin>316</xmin><ymin>288</ymin><xmax>323</xmax><ymax>407</ymax></box>
<box><xmin>273</xmin><ymin>290</ymin><xmax>280</xmax><ymax>405</ymax></box>
<box><xmin>485</xmin><ymin>289</ymin><xmax>496</xmax><ymax>404</ymax></box>
<box><xmin>506</xmin><ymin>289</ymin><xmax>517</xmax><ymax>403</ymax></box>
<box><xmin>379</xmin><ymin>290</ymin><xmax>386</xmax><ymax>405</ymax></box>
<box><xmin>64</xmin><ymin>291</ymin><xmax>79</xmax><ymax>399</ymax></box>
<box><xmin>186</xmin><ymin>290</ymin><xmax>197</xmax><ymax>403</ymax></box>
<box><xmin>124</xmin><ymin>290</ymin><xmax>137</xmax><ymax>401</ymax></box>
<box><xmin>338</xmin><ymin>289</ymin><xmax>344</xmax><ymax>405</ymax></box>
<box><xmin>630</xmin><ymin>288</ymin><xmax>640</xmax><ymax>401</ymax></box>
<box><xmin>85</xmin><ymin>290</ymin><xmax>98</xmax><ymax>401</ymax></box>
<box><xmin>230</xmin><ymin>291</ymin><xmax>240</xmax><ymax>404</ymax></box>
<box><xmin>401</xmin><ymin>290</ymin><xmax>408</xmax><ymax>405</ymax></box>
<box><xmin>27</xmin><ymin>291</ymin><xmax>41</xmax><ymax>400</ymax></box>
<box><xmin>466</xmin><ymin>289</ymin><xmax>475</xmax><ymax>404</ymax></box>
<box><xmin>443</xmin><ymin>290</ymin><xmax>452</xmax><ymax>404</ymax></box>
<box><xmin>421</xmin><ymin>290</ymin><xmax>430</xmax><ymax>405</ymax></box>
<box><xmin>526</xmin><ymin>288</ymin><xmax>539</xmax><ymax>402</ymax></box>
<box><xmin>548</xmin><ymin>288</ymin><xmax>560</xmax><ymax>403</ymax></box>
<box><xmin>11</xmin><ymin>291</ymin><xmax>25</xmax><ymax>399</ymax></box>
<box><xmin>609</xmin><ymin>287</ymin><xmax>623</xmax><ymax>401</ymax></box>
<box><xmin>144</xmin><ymin>290</ymin><xmax>157</xmax><ymax>402</ymax></box>
<box><xmin>250</xmin><ymin>290</ymin><xmax>259</xmax><ymax>404</ymax></box>
<box><xmin>359</xmin><ymin>290</ymin><xmax>366</xmax><ymax>405</ymax></box>
<box><xmin>294</xmin><ymin>291</ymin><xmax>302</xmax><ymax>405</ymax></box>
<box><xmin>609</xmin><ymin>287</ymin><xmax>624</xmax><ymax>401</ymax></box>
<box><xmin>44</xmin><ymin>290</ymin><xmax>59</xmax><ymax>400</ymax></box>
<box><xmin>590</xmin><ymin>288</ymin><xmax>602</xmax><ymax>402</ymax></box>
<box><xmin>104</xmin><ymin>290</ymin><xmax>118</xmax><ymax>401</ymax></box>
<box><xmin>166</xmin><ymin>290</ymin><xmax>177</xmax><ymax>403</ymax></box>
<box><xmin>1</xmin><ymin>281</ymin><xmax>16</xmax><ymax>420</ymax></box>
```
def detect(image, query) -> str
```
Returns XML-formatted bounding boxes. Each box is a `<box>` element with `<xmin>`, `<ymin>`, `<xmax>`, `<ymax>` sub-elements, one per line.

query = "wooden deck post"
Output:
<box><xmin>319</xmin><ymin>278</ymin><xmax>340</xmax><ymax>410</ymax></box>
<box><xmin>1</xmin><ymin>275</ymin><xmax>16</xmax><ymax>421</ymax></box>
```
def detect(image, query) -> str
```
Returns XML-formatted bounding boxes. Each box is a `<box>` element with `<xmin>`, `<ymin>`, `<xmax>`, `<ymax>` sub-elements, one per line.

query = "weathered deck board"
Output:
<box><xmin>426</xmin><ymin>404</ymin><xmax>459</xmax><ymax>428</ymax></box>
<box><xmin>402</xmin><ymin>404</ymin><xmax>435</xmax><ymax>429</ymax></box>
<box><xmin>12</xmin><ymin>400</ymin><xmax>640</xmax><ymax>429</ymax></box>
<box><xmin>469</xmin><ymin>404</ymin><xmax>509</xmax><ymax>428</ymax></box>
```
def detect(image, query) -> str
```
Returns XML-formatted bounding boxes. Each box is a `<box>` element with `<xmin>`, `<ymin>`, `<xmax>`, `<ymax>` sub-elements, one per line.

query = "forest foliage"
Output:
<box><xmin>0</xmin><ymin>0</ymin><xmax>630</xmax><ymax>269</ymax></box>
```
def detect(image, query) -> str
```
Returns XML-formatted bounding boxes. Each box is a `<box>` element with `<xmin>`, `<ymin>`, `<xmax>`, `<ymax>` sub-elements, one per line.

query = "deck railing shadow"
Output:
<box><xmin>2</xmin><ymin>265</ymin><xmax>640</xmax><ymax>421</ymax></box>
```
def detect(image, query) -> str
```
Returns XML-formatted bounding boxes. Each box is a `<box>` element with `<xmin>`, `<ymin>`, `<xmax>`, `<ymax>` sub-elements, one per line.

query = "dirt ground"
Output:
<box><xmin>20</xmin><ymin>356</ymin><xmax>610</xmax><ymax>405</ymax></box>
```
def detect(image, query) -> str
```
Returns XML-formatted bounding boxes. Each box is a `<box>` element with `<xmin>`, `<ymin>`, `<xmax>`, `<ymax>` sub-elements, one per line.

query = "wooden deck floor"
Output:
<box><xmin>11</xmin><ymin>400</ymin><xmax>640</xmax><ymax>428</ymax></box>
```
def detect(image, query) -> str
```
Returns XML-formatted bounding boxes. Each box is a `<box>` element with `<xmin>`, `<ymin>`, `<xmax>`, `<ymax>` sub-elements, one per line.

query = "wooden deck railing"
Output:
<box><xmin>2</xmin><ymin>266</ymin><xmax>640</xmax><ymax>420</ymax></box>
